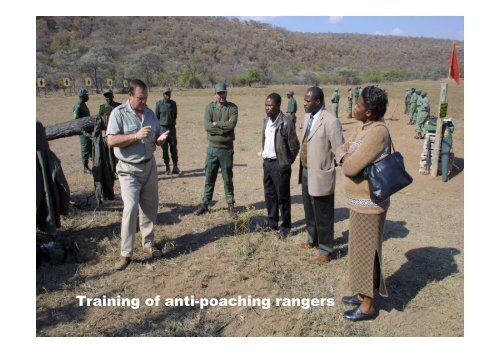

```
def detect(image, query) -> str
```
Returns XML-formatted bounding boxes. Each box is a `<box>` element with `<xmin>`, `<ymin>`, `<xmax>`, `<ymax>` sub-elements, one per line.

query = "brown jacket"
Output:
<box><xmin>335</xmin><ymin>120</ymin><xmax>391</xmax><ymax>214</ymax></box>
<box><xmin>299</xmin><ymin>108</ymin><xmax>344</xmax><ymax>196</ymax></box>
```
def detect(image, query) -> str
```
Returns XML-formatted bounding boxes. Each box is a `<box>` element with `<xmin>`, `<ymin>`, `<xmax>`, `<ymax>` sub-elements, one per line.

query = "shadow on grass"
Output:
<box><xmin>379</xmin><ymin>246</ymin><xmax>460</xmax><ymax>312</ymax></box>
<box><xmin>37</xmin><ymin>288</ymin><xmax>225</xmax><ymax>336</ymax></box>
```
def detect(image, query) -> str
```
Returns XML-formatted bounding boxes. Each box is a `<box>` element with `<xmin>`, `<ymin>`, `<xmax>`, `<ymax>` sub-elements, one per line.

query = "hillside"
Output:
<box><xmin>36</xmin><ymin>16</ymin><xmax>464</xmax><ymax>90</ymax></box>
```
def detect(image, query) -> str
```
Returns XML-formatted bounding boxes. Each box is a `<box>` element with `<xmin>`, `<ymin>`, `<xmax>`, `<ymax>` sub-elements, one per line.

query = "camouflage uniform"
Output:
<box><xmin>412</xmin><ymin>89</ymin><xmax>423</xmax><ymax>124</ymax></box>
<box><xmin>415</xmin><ymin>91</ymin><xmax>430</xmax><ymax>137</ymax></box>
<box><xmin>408</xmin><ymin>88</ymin><xmax>418</xmax><ymax>124</ymax></box>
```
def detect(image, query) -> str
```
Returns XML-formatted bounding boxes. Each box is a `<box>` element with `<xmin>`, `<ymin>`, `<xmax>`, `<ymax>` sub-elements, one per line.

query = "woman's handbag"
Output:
<box><xmin>363</xmin><ymin>133</ymin><xmax>413</xmax><ymax>200</ymax></box>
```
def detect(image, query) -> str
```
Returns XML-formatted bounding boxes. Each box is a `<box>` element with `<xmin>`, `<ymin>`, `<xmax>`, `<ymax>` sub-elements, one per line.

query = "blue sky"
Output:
<box><xmin>237</xmin><ymin>16</ymin><xmax>464</xmax><ymax>41</ymax></box>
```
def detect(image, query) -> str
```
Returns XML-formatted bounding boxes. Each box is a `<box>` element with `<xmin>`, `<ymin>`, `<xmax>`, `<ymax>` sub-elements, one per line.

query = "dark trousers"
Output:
<box><xmin>301</xmin><ymin>168</ymin><xmax>335</xmax><ymax>255</ymax></box>
<box><xmin>80</xmin><ymin>135</ymin><xmax>92</xmax><ymax>166</ymax></box>
<box><xmin>161</xmin><ymin>126</ymin><xmax>178</xmax><ymax>166</ymax></box>
<box><xmin>263</xmin><ymin>159</ymin><xmax>292</xmax><ymax>230</ymax></box>
<box><xmin>203</xmin><ymin>146</ymin><xmax>234</xmax><ymax>204</ymax></box>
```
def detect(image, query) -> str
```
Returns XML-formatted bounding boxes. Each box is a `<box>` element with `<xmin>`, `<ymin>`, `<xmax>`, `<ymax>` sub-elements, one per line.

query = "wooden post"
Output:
<box><xmin>431</xmin><ymin>83</ymin><xmax>448</xmax><ymax>177</ymax></box>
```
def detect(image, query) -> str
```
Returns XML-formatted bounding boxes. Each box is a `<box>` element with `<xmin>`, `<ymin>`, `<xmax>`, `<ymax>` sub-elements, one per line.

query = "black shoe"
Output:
<box><xmin>344</xmin><ymin>306</ymin><xmax>377</xmax><ymax>321</ymax></box>
<box><xmin>342</xmin><ymin>294</ymin><xmax>363</xmax><ymax>306</ymax></box>
<box><xmin>279</xmin><ymin>227</ymin><xmax>290</xmax><ymax>237</ymax></box>
<box><xmin>114</xmin><ymin>257</ymin><xmax>131</xmax><ymax>271</ymax></box>
<box><xmin>194</xmin><ymin>203</ymin><xmax>208</xmax><ymax>216</ymax></box>
<box><xmin>165</xmin><ymin>165</ymin><xmax>171</xmax><ymax>175</ymax></box>
<box><xmin>83</xmin><ymin>166</ymin><xmax>92</xmax><ymax>174</ymax></box>
<box><xmin>172</xmin><ymin>165</ymin><xmax>180</xmax><ymax>174</ymax></box>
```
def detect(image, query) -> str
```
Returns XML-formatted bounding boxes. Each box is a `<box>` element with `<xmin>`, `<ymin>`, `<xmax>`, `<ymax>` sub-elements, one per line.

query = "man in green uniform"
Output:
<box><xmin>353</xmin><ymin>86</ymin><xmax>360</xmax><ymax>108</ymax></box>
<box><xmin>155</xmin><ymin>86</ymin><xmax>179</xmax><ymax>174</ymax></box>
<box><xmin>97</xmin><ymin>89</ymin><xmax>121</xmax><ymax>173</ymax></box>
<box><xmin>412</xmin><ymin>89</ymin><xmax>423</xmax><ymax>125</ymax></box>
<box><xmin>330</xmin><ymin>88</ymin><xmax>340</xmax><ymax>118</ymax></box>
<box><xmin>408</xmin><ymin>88</ymin><xmax>417</xmax><ymax>125</ymax></box>
<box><xmin>73</xmin><ymin>88</ymin><xmax>92</xmax><ymax>174</ymax></box>
<box><xmin>404</xmin><ymin>88</ymin><xmax>411</xmax><ymax>114</ymax></box>
<box><xmin>99</xmin><ymin>88</ymin><xmax>121</xmax><ymax>117</ymax></box>
<box><xmin>194</xmin><ymin>83</ymin><xmax>238</xmax><ymax>219</ymax></box>
<box><xmin>346</xmin><ymin>87</ymin><xmax>353</xmax><ymax>119</ymax></box>
<box><xmin>415</xmin><ymin>91</ymin><xmax>430</xmax><ymax>139</ymax></box>
<box><xmin>286</xmin><ymin>90</ymin><xmax>297</xmax><ymax>126</ymax></box>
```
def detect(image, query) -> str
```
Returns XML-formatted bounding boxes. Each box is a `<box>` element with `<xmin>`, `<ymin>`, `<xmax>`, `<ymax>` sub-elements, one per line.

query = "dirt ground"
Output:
<box><xmin>35</xmin><ymin>81</ymin><xmax>464</xmax><ymax>337</ymax></box>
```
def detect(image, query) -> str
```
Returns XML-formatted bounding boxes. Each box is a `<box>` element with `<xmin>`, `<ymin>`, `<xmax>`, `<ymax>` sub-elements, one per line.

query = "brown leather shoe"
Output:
<box><xmin>194</xmin><ymin>203</ymin><xmax>208</xmax><ymax>215</ymax></box>
<box><xmin>299</xmin><ymin>242</ymin><xmax>315</xmax><ymax>250</ymax></box>
<box><xmin>227</xmin><ymin>204</ymin><xmax>237</xmax><ymax>219</ymax></box>
<box><xmin>144</xmin><ymin>246</ymin><xmax>162</xmax><ymax>259</ymax></box>
<box><xmin>316</xmin><ymin>254</ymin><xmax>331</xmax><ymax>263</ymax></box>
<box><xmin>114</xmin><ymin>256</ymin><xmax>131</xmax><ymax>271</ymax></box>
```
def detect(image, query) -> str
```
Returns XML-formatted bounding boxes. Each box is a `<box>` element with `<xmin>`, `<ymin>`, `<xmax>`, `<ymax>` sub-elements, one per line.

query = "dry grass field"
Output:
<box><xmin>36</xmin><ymin>80</ymin><xmax>464</xmax><ymax>337</ymax></box>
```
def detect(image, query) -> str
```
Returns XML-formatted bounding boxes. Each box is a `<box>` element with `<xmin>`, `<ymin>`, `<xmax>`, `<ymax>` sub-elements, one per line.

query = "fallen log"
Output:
<box><xmin>45</xmin><ymin>116</ymin><xmax>103</xmax><ymax>141</ymax></box>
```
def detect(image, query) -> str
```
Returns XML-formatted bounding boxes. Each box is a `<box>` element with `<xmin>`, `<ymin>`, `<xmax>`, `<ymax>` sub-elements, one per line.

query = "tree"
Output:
<box><xmin>242</xmin><ymin>67</ymin><xmax>261</xmax><ymax>87</ymax></box>
<box><xmin>124</xmin><ymin>47</ymin><xmax>164</xmax><ymax>86</ymax></box>
<box><xmin>52</xmin><ymin>49</ymin><xmax>80</xmax><ymax>94</ymax></box>
<box><xmin>79</xmin><ymin>47</ymin><xmax>115</xmax><ymax>93</ymax></box>
<box><xmin>177</xmin><ymin>56</ymin><xmax>206</xmax><ymax>88</ymax></box>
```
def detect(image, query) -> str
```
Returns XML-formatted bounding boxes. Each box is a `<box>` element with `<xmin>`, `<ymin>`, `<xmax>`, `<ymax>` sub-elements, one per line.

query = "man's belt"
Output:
<box><xmin>120</xmin><ymin>157</ymin><xmax>152</xmax><ymax>164</ymax></box>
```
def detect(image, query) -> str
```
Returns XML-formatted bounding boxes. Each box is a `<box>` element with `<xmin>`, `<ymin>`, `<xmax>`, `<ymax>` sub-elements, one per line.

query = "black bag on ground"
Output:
<box><xmin>363</xmin><ymin>137</ymin><xmax>413</xmax><ymax>201</ymax></box>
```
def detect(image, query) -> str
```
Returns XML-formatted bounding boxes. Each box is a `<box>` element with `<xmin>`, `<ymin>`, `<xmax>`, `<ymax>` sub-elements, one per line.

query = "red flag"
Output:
<box><xmin>449</xmin><ymin>41</ymin><xmax>461</xmax><ymax>85</ymax></box>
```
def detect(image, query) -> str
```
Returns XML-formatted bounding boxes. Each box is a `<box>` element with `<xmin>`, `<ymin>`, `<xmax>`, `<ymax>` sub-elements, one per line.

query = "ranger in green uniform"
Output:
<box><xmin>73</xmin><ymin>88</ymin><xmax>92</xmax><ymax>174</ymax></box>
<box><xmin>330</xmin><ymin>87</ymin><xmax>340</xmax><ymax>118</ymax></box>
<box><xmin>194</xmin><ymin>83</ymin><xmax>238</xmax><ymax>219</ymax></box>
<box><xmin>412</xmin><ymin>89</ymin><xmax>423</xmax><ymax>125</ymax></box>
<box><xmin>346</xmin><ymin>87</ymin><xmax>353</xmax><ymax>119</ymax></box>
<box><xmin>98</xmin><ymin>89</ymin><xmax>121</xmax><ymax>170</ymax></box>
<box><xmin>99</xmin><ymin>89</ymin><xmax>121</xmax><ymax>117</ymax></box>
<box><xmin>415</xmin><ymin>91</ymin><xmax>430</xmax><ymax>139</ymax></box>
<box><xmin>353</xmin><ymin>86</ymin><xmax>360</xmax><ymax>107</ymax></box>
<box><xmin>404</xmin><ymin>88</ymin><xmax>411</xmax><ymax>114</ymax></box>
<box><xmin>408</xmin><ymin>88</ymin><xmax>417</xmax><ymax>124</ymax></box>
<box><xmin>155</xmin><ymin>86</ymin><xmax>179</xmax><ymax>174</ymax></box>
<box><xmin>286</xmin><ymin>90</ymin><xmax>297</xmax><ymax>126</ymax></box>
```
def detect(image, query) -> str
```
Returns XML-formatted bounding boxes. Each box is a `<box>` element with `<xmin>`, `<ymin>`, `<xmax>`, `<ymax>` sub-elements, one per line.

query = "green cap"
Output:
<box><xmin>416</xmin><ymin>89</ymin><xmax>422</xmax><ymax>94</ymax></box>
<box><xmin>214</xmin><ymin>83</ymin><xmax>227</xmax><ymax>93</ymax></box>
<box><xmin>78</xmin><ymin>88</ymin><xmax>89</xmax><ymax>97</ymax></box>
<box><xmin>287</xmin><ymin>90</ymin><xmax>294</xmax><ymax>96</ymax></box>
<box><xmin>103</xmin><ymin>88</ymin><xmax>113</xmax><ymax>96</ymax></box>
<box><xmin>162</xmin><ymin>86</ymin><xmax>172</xmax><ymax>94</ymax></box>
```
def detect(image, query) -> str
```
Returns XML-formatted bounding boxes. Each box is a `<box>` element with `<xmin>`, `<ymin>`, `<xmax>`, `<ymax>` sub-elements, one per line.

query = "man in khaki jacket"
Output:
<box><xmin>298</xmin><ymin>86</ymin><xmax>344</xmax><ymax>263</ymax></box>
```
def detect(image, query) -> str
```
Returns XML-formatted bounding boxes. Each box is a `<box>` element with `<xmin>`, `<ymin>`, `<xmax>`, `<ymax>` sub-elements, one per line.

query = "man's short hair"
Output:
<box><xmin>128</xmin><ymin>79</ymin><xmax>148</xmax><ymax>94</ymax></box>
<box><xmin>307</xmin><ymin>86</ymin><xmax>324</xmax><ymax>105</ymax></box>
<box><xmin>267</xmin><ymin>92</ymin><xmax>281</xmax><ymax>106</ymax></box>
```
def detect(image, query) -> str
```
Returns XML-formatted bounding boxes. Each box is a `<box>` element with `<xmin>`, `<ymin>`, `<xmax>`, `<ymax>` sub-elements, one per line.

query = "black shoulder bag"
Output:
<box><xmin>363</xmin><ymin>129</ymin><xmax>413</xmax><ymax>200</ymax></box>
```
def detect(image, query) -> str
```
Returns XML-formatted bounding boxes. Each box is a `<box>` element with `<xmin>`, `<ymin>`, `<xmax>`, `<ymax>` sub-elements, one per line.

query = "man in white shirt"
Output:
<box><xmin>261</xmin><ymin>93</ymin><xmax>300</xmax><ymax>236</ymax></box>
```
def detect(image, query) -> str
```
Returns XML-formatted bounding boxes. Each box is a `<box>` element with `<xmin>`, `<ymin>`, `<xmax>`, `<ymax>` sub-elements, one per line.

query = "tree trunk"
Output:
<box><xmin>44</xmin><ymin>116</ymin><xmax>102</xmax><ymax>141</ymax></box>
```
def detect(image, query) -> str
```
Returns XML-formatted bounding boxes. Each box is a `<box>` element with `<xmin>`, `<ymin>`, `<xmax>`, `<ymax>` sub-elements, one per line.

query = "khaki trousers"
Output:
<box><xmin>116</xmin><ymin>159</ymin><xmax>158</xmax><ymax>257</ymax></box>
